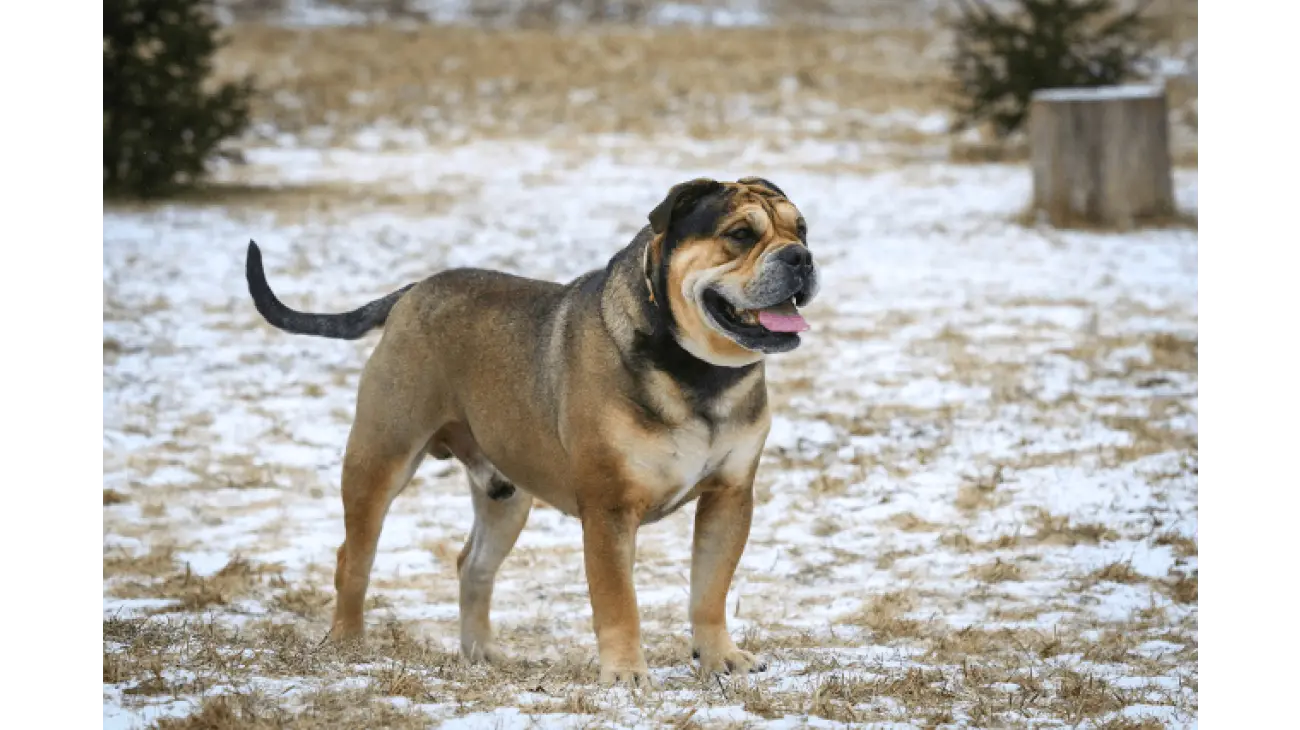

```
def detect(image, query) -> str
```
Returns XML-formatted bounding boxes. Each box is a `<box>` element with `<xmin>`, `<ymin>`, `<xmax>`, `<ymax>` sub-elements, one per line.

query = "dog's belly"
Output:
<box><xmin>474</xmin><ymin>443</ymin><xmax>581</xmax><ymax>517</ymax></box>
<box><xmin>515</xmin><ymin>479</ymin><xmax>581</xmax><ymax>517</ymax></box>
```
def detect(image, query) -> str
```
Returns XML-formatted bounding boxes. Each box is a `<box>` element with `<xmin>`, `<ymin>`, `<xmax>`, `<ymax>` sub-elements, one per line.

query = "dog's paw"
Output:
<box><xmin>462</xmin><ymin>641</ymin><xmax>509</xmax><ymax>665</ymax></box>
<box><xmin>327</xmin><ymin>622</ymin><xmax>366</xmax><ymax>646</ymax></box>
<box><xmin>694</xmin><ymin>645</ymin><xmax>768</xmax><ymax>676</ymax></box>
<box><xmin>599</xmin><ymin>663</ymin><xmax>653</xmax><ymax>688</ymax></box>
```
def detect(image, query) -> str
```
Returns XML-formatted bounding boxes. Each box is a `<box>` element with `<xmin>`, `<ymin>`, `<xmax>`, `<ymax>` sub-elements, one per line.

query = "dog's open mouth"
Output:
<box><xmin>702</xmin><ymin>289</ymin><xmax>809</xmax><ymax>342</ymax></box>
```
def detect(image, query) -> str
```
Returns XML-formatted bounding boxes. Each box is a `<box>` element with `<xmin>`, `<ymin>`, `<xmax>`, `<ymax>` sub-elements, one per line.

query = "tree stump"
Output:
<box><xmin>1028</xmin><ymin>85</ymin><xmax>1174</xmax><ymax>228</ymax></box>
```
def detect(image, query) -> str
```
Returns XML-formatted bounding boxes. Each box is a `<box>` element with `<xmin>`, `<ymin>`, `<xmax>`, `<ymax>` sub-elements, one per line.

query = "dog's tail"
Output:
<box><xmin>245</xmin><ymin>241</ymin><xmax>416</xmax><ymax>341</ymax></box>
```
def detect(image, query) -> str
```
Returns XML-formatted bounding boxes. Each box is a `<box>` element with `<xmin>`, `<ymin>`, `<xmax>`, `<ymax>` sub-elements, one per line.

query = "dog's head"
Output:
<box><xmin>644</xmin><ymin>177</ymin><xmax>820</xmax><ymax>367</ymax></box>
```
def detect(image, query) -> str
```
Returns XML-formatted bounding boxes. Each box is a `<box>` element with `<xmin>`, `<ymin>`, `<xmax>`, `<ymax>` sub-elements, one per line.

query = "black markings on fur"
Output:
<box><xmin>640</xmin><ymin>187</ymin><xmax>735</xmax><ymax>320</ymax></box>
<box><xmin>648</xmin><ymin>179</ymin><xmax>726</xmax><ymax>235</ymax></box>
<box><xmin>630</xmin><ymin>328</ymin><xmax>757</xmax><ymax>425</ymax></box>
<box><xmin>635</xmin><ymin>186</ymin><xmax>765</xmax><ymax>422</ymax></box>
<box><xmin>660</xmin><ymin>188</ymin><xmax>735</xmax><ymax>253</ymax></box>
<box><xmin>246</xmin><ymin>241</ymin><xmax>416</xmax><ymax>340</ymax></box>
<box><xmin>729</xmin><ymin>378</ymin><xmax>768</xmax><ymax>426</ymax></box>
<box><xmin>487</xmin><ymin>476</ymin><xmax>516</xmax><ymax>501</ymax></box>
<box><xmin>692</xmin><ymin>649</ymin><xmax>701</xmax><ymax>660</ymax></box>
<box><xmin>623</xmin><ymin>382</ymin><xmax>671</xmax><ymax>429</ymax></box>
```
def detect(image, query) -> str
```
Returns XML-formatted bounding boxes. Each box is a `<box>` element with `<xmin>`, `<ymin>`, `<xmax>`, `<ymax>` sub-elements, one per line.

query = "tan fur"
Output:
<box><xmin>263</xmin><ymin>178</ymin><xmax>814</xmax><ymax>688</ymax></box>
<box><xmin>664</xmin><ymin>187</ymin><xmax>809</xmax><ymax>366</ymax></box>
<box><xmin>666</xmin><ymin>239</ymin><xmax>752</xmax><ymax>365</ymax></box>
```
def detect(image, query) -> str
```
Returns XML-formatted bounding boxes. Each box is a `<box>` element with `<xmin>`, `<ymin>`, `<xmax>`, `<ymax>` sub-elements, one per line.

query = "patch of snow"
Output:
<box><xmin>766</xmin><ymin>416</ymin><xmax>838</xmax><ymax>453</ymax></box>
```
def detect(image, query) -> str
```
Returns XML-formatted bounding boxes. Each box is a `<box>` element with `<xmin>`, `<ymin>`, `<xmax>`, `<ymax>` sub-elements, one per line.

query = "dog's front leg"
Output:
<box><xmin>579</xmin><ymin>503</ymin><xmax>650</xmax><ymax>686</ymax></box>
<box><xmin>689</xmin><ymin>480</ymin><xmax>767</xmax><ymax>676</ymax></box>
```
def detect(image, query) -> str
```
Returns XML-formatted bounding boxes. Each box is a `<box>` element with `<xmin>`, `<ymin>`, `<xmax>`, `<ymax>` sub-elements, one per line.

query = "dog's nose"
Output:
<box><xmin>775</xmin><ymin>246</ymin><xmax>813</xmax><ymax>270</ymax></box>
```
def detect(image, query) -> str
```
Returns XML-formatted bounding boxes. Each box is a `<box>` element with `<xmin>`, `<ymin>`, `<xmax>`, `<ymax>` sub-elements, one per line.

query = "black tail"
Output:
<box><xmin>245</xmin><ymin>241</ymin><xmax>416</xmax><ymax>340</ymax></box>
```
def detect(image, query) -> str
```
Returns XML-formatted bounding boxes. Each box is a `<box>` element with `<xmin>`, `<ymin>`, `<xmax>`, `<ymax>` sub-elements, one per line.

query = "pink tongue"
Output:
<box><xmin>757</xmin><ymin>309</ymin><xmax>809</xmax><ymax>333</ymax></box>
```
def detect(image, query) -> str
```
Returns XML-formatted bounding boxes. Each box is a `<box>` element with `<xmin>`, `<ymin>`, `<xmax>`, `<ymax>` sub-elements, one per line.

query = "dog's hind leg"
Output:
<box><xmin>456</xmin><ymin>478</ymin><xmax>531</xmax><ymax>663</ymax></box>
<box><xmin>330</xmin><ymin>439</ymin><xmax>426</xmax><ymax>642</ymax></box>
<box><xmin>329</xmin><ymin>370</ymin><xmax>434</xmax><ymax>643</ymax></box>
<box><xmin>438</xmin><ymin>424</ymin><xmax>532</xmax><ymax>663</ymax></box>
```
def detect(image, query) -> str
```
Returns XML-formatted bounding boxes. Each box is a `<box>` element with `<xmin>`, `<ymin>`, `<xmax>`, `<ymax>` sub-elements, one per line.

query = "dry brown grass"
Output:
<box><xmin>526</xmin><ymin>689</ymin><xmax>602</xmax><ymax>716</ymax></box>
<box><xmin>1101</xmin><ymin>416</ymin><xmax>1198</xmax><ymax>470</ymax></box>
<box><xmin>1096</xmin><ymin>717</ymin><xmax>1169</xmax><ymax>730</ymax></box>
<box><xmin>105</xmin><ymin>545</ymin><xmax>182</xmax><ymax>579</ymax></box>
<box><xmin>105</xmin><ymin>596</ymin><xmax>1194</xmax><ymax>726</ymax></box>
<box><xmin>269</xmin><ymin>585</ymin><xmax>333</xmax><ymax>620</ymax></box>
<box><xmin>1081</xmin><ymin>629</ymin><xmax>1141</xmax><ymax>665</ymax></box>
<box><xmin>941</xmin><ymin>506</ymin><xmax>1123</xmax><ymax>550</ymax></box>
<box><xmin>807</xmin><ymin>471</ymin><xmax>853</xmax><ymax>498</ymax></box>
<box><xmin>1052</xmin><ymin>670</ymin><xmax>1127</xmax><ymax>724</ymax></box>
<box><xmin>1080</xmin><ymin>561</ymin><xmax>1145</xmax><ymax>588</ymax></box>
<box><xmin>940</xmin><ymin>530</ymin><xmax>1011</xmax><ymax>552</ymax></box>
<box><xmin>875</xmin><ymin>547</ymin><xmax>919</xmax><ymax>569</ymax></box>
<box><xmin>806</xmin><ymin>670</ymin><xmax>945</xmax><ymax>723</ymax></box>
<box><xmin>968</xmin><ymin>558</ymin><xmax>1025</xmax><ymax>583</ymax></box>
<box><xmin>1154</xmin><ymin>530</ymin><xmax>1197</xmax><ymax>558</ymax></box>
<box><xmin>204</xmin><ymin>6</ymin><xmax>1194</xmax><ymax>167</ymax></box>
<box><xmin>107</xmin><ymin>614</ymin><xmax>497</xmax><ymax>710</ymax></box>
<box><xmin>949</xmin><ymin>137</ymin><xmax>1030</xmax><ymax>164</ymax></box>
<box><xmin>1026</xmin><ymin>509</ymin><xmax>1120</xmax><ymax>546</ymax></box>
<box><xmin>104</xmin><ymin>488</ymin><xmax>130</xmax><ymax>505</ymax></box>
<box><xmin>1148</xmin><ymin>333</ymin><xmax>1199</xmax><ymax>373</ymax></box>
<box><xmin>150</xmin><ymin>687</ymin><xmax>433</xmax><ymax>729</ymax></box>
<box><xmin>927</xmin><ymin>625</ymin><xmax>1075</xmax><ymax>664</ymax></box>
<box><xmin>369</xmin><ymin>661</ymin><xmax>437</xmax><ymax>701</ymax></box>
<box><xmin>852</xmin><ymin>591</ymin><xmax>925</xmax><ymax>642</ymax></box>
<box><xmin>942</xmin><ymin>508</ymin><xmax>1121</xmax><ymax>553</ymax></box>
<box><xmin>217</xmin><ymin>24</ymin><xmax>947</xmax><ymax>146</ymax></box>
<box><xmin>1163</xmin><ymin>571</ymin><xmax>1198</xmax><ymax>604</ymax></box>
<box><xmin>107</xmin><ymin>551</ymin><xmax>286</xmax><ymax>612</ymax></box>
<box><xmin>1059</xmin><ymin>331</ymin><xmax>1198</xmax><ymax>381</ymax></box>
<box><xmin>888</xmin><ymin>511</ymin><xmax>943</xmax><ymax>533</ymax></box>
<box><xmin>810</xmin><ymin>515</ymin><xmax>843</xmax><ymax>537</ymax></box>
<box><xmin>956</xmin><ymin>466</ymin><xmax>1012</xmax><ymax>513</ymax></box>
<box><xmin>731</xmin><ymin>680</ymin><xmax>786</xmax><ymax>720</ymax></box>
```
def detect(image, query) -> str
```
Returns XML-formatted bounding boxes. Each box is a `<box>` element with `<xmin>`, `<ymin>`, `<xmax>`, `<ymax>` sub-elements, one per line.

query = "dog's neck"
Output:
<box><xmin>598</xmin><ymin>228</ymin><xmax>762</xmax><ymax>399</ymax></box>
<box><xmin>595</xmin><ymin>228</ymin><xmax>664</xmax><ymax>350</ymax></box>
<box><xmin>641</xmin><ymin>235</ymin><xmax>658</xmax><ymax>308</ymax></box>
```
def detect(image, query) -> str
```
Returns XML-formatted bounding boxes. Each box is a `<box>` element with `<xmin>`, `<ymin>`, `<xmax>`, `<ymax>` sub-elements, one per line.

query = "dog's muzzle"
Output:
<box><xmin>765</xmin><ymin>246</ymin><xmax>819</xmax><ymax>308</ymax></box>
<box><xmin>741</xmin><ymin>246</ymin><xmax>819</xmax><ymax>312</ymax></box>
<box><xmin>700</xmin><ymin>246</ymin><xmax>820</xmax><ymax>354</ymax></box>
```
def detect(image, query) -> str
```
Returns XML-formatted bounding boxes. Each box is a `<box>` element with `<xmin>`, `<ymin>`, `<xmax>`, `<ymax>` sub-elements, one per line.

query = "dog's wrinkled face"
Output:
<box><xmin>647</xmin><ymin>177</ymin><xmax>821</xmax><ymax>367</ymax></box>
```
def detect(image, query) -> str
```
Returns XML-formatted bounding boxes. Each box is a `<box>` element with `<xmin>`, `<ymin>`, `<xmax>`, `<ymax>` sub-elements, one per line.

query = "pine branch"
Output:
<box><xmin>945</xmin><ymin>0</ymin><xmax>1156</xmax><ymax>138</ymax></box>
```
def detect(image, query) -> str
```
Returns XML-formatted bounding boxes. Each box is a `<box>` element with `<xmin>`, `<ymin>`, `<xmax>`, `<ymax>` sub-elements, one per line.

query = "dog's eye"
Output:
<box><xmin>726</xmin><ymin>227</ymin><xmax>756</xmax><ymax>243</ymax></box>
<box><xmin>796</xmin><ymin>220</ymin><xmax>808</xmax><ymax>241</ymax></box>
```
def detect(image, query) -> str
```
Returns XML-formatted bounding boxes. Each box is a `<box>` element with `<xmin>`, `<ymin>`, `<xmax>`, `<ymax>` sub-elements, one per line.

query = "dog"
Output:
<box><xmin>244</xmin><ymin>176</ymin><xmax>819</xmax><ymax>686</ymax></box>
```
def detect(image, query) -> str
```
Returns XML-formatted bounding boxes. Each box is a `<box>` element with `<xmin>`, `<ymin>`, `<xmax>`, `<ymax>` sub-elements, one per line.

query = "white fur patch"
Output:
<box><xmin>621</xmin><ymin>414</ymin><xmax>769</xmax><ymax>518</ymax></box>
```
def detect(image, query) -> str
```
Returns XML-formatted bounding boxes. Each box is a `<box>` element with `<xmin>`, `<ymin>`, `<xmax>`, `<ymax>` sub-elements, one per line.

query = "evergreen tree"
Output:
<box><xmin>948</xmin><ymin>0</ymin><xmax>1154</xmax><ymax>138</ymax></box>
<box><xmin>104</xmin><ymin>0</ymin><xmax>254</xmax><ymax>197</ymax></box>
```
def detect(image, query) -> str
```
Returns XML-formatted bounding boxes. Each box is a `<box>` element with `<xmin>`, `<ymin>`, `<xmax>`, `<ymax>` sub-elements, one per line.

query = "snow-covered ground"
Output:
<box><xmin>104</xmin><ymin>135</ymin><xmax>1197</xmax><ymax>728</ymax></box>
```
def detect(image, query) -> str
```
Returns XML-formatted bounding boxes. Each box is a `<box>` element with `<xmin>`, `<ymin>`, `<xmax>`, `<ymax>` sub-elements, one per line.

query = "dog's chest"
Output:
<box><xmin>632</xmin><ymin>419</ymin><xmax>764</xmax><ymax>521</ymax></box>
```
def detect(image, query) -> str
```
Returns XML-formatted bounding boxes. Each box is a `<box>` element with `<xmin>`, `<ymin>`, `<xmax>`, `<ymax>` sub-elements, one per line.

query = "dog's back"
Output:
<box><xmin>372</xmin><ymin>265</ymin><xmax>606</xmax><ymax>503</ymax></box>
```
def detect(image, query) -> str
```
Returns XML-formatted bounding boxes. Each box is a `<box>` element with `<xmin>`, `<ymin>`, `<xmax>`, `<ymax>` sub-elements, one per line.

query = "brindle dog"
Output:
<box><xmin>245</xmin><ymin>177</ymin><xmax>820</xmax><ymax>686</ymax></box>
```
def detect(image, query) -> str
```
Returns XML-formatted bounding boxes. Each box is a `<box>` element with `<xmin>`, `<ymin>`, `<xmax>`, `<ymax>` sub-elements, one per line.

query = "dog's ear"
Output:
<box><xmin>648</xmin><ymin>178</ymin><xmax>724</xmax><ymax>235</ymax></box>
<box><xmin>738</xmin><ymin>176</ymin><xmax>787</xmax><ymax>198</ymax></box>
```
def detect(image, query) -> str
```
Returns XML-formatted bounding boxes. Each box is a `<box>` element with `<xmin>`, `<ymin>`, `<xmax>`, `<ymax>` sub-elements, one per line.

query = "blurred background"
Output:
<box><xmin>104</xmin><ymin>2</ymin><xmax>1198</xmax><ymax>727</ymax></box>
<box><xmin>106</xmin><ymin>0</ymin><xmax>1197</xmax><ymax>196</ymax></box>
